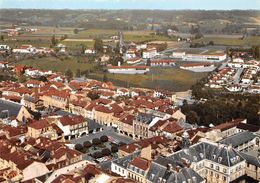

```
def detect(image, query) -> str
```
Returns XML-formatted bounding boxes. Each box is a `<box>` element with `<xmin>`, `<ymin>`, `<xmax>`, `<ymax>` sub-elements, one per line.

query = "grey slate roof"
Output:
<box><xmin>146</xmin><ymin>156</ymin><xmax>204</xmax><ymax>183</ymax></box>
<box><xmin>219</xmin><ymin>131</ymin><xmax>256</xmax><ymax>147</ymax></box>
<box><xmin>0</xmin><ymin>99</ymin><xmax>22</xmax><ymax>118</ymax></box>
<box><xmin>168</xmin><ymin>141</ymin><xmax>244</xmax><ymax>167</ymax></box>
<box><xmin>135</xmin><ymin>113</ymin><xmax>154</xmax><ymax>125</ymax></box>
<box><xmin>239</xmin><ymin>152</ymin><xmax>260</xmax><ymax>167</ymax></box>
<box><xmin>112</xmin><ymin>151</ymin><xmax>140</xmax><ymax>168</ymax></box>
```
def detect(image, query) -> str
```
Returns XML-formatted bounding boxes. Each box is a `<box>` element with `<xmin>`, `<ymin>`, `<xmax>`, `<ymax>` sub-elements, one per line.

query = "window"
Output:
<box><xmin>216</xmin><ymin>166</ymin><xmax>219</xmax><ymax>171</ymax></box>
<box><xmin>210</xmin><ymin>171</ymin><xmax>213</xmax><ymax>176</ymax></box>
<box><xmin>210</xmin><ymin>164</ymin><xmax>214</xmax><ymax>168</ymax></box>
<box><xmin>216</xmin><ymin>174</ymin><xmax>219</xmax><ymax>179</ymax></box>
<box><xmin>223</xmin><ymin>176</ymin><xmax>226</xmax><ymax>181</ymax></box>
<box><xmin>223</xmin><ymin>168</ymin><xmax>227</xmax><ymax>173</ymax></box>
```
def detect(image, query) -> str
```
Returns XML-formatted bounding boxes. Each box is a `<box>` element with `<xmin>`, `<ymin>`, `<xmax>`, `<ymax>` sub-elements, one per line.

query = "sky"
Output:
<box><xmin>0</xmin><ymin>0</ymin><xmax>259</xmax><ymax>10</ymax></box>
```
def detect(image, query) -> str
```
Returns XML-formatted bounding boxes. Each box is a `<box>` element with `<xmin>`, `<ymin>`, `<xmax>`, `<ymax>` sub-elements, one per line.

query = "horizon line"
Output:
<box><xmin>1</xmin><ymin>8</ymin><xmax>260</xmax><ymax>11</ymax></box>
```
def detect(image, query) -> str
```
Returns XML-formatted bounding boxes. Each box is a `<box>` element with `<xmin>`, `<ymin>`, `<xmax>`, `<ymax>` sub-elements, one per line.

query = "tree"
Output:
<box><xmin>82</xmin><ymin>70</ymin><xmax>89</xmax><ymax>78</ymax></box>
<box><xmin>146</xmin><ymin>58</ymin><xmax>151</xmax><ymax>66</ymax></box>
<box><xmin>38</xmin><ymin>76</ymin><xmax>48</xmax><ymax>82</ymax></box>
<box><xmin>111</xmin><ymin>145</ymin><xmax>118</xmax><ymax>153</ymax></box>
<box><xmin>92</xmin><ymin>151</ymin><xmax>102</xmax><ymax>159</ymax></box>
<box><xmin>194</xmin><ymin>31</ymin><xmax>203</xmax><ymax>39</ymax></box>
<box><xmin>75</xmin><ymin>144</ymin><xmax>83</xmax><ymax>151</ymax></box>
<box><xmin>76</xmin><ymin>69</ymin><xmax>81</xmax><ymax>78</ymax></box>
<box><xmin>51</xmin><ymin>35</ymin><xmax>57</xmax><ymax>46</ymax></box>
<box><xmin>73</xmin><ymin>28</ymin><xmax>79</xmax><ymax>34</ymax></box>
<box><xmin>187</xmin><ymin>111</ymin><xmax>199</xmax><ymax>124</ymax></box>
<box><xmin>208</xmin><ymin>41</ymin><xmax>214</xmax><ymax>46</ymax></box>
<box><xmin>101</xmin><ymin>148</ymin><xmax>111</xmax><ymax>156</ymax></box>
<box><xmin>92</xmin><ymin>138</ymin><xmax>101</xmax><ymax>145</ymax></box>
<box><xmin>83</xmin><ymin>141</ymin><xmax>92</xmax><ymax>148</ymax></box>
<box><xmin>94</xmin><ymin>38</ymin><xmax>103</xmax><ymax>53</ymax></box>
<box><xmin>100</xmin><ymin>135</ymin><xmax>108</xmax><ymax>142</ymax></box>
<box><xmin>65</xmin><ymin>69</ymin><xmax>73</xmax><ymax>81</ymax></box>
<box><xmin>103</xmin><ymin>74</ymin><xmax>108</xmax><ymax>83</ymax></box>
<box><xmin>80</xmin><ymin>44</ymin><xmax>86</xmax><ymax>54</ymax></box>
<box><xmin>87</xmin><ymin>91</ymin><xmax>100</xmax><ymax>100</ymax></box>
<box><xmin>60</xmin><ymin>34</ymin><xmax>68</xmax><ymax>41</ymax></box>
<box><xmin>252</xmin><ymin>46</ymin><xmax>260</xmax><ymax>59</ymax></box>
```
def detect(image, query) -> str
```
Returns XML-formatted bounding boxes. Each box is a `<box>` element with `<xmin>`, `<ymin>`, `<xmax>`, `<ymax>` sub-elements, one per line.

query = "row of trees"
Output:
<box><xmin>75</xmin><ymin>135</ymin><xmax>109</xmax><ymax>152</ymax></box>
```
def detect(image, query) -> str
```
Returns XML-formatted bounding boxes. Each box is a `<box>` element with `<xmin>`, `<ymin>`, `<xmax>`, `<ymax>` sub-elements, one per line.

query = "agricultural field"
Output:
<box><xmin>15</xmin><ymin>57</ymin><xmax>95</xmax><ymax>73</ymax></box>
<box><xmin>60</xmin><ymin>40</ymin><xmax>95</xmax><ymax>50</ymax></box>
<box><xmin>89</xmin><ymin>67</ymin><xmax>207</xmax><ymax>92</ymax></box>
<box><xmin>15</xmin><ymin>57</ymin><xmax>207</xmax><ymax>91</ymax></box>
<box><xmin>193</xmin><ymin>36</ymin><xmax>260</xmax><ymax>46</ymax></box>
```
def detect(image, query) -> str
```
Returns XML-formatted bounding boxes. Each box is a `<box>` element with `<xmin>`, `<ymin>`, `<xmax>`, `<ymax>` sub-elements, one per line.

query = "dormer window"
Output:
<box><xmin>212</xmin><ymin>155</ymin><xmax>216</xmax><ymax>159</ymax></box>
<box><xmin>199</xmin><ymin>153</ymin><xmax>204</xmax><ymax>159</ymax></box>
<box><xmin>151</xmin><ymin>174</ymin><xmax>155</xmax><ymax>180</ymax></box>
<box><xmin>218</xmin><ymin>157</ymin><xmax>222</xmax><ymax>163</ymax></box>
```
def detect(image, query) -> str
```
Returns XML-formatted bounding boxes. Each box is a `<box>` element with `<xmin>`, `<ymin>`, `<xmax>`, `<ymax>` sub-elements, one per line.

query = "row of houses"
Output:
<box><xmin>206</xmin><ymin>58</ymin><xmax>260</xmax><ymax>93</ymax></box>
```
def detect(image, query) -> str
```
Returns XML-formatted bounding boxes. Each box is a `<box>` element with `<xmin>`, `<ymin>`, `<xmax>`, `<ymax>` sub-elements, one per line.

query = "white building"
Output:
<box><xmin>107</xmin><ymin>63</ymin><xmax>149</xmax><ymax>74</ymax></box>
<box><xmin>142</xmin><ymin>48</ymin><xmax>157</xmax><ymax>59</ymax></box>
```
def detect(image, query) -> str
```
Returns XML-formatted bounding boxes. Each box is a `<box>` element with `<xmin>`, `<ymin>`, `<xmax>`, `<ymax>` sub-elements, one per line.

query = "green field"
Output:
<box><xmin>124</xmin><ymin>34</ymin><xmax>177</xmax><ymax>42</ymax></box>
<box><xmin>193</xmin><ymin>36</ymin><xmax>260</xmax><ymax>46</ymax></box>
<box><xmin>70</xmin><ymin>28</ymin><xmax>176</xmax><ymax>42</ymax></box>
<box><xmin>0</xmin><ymin>39</ymin><xmax>51</xmax><ymax>48</ymax></box>
<box><xmin>61</xmin><ymin>40</ymin><xmax>95</xmax><ymax>50</ymax></box>
<box><xmin>15</xmin><ymin>57</ymin><xmax>206</xmax><ymax>91</ymax></box>
<box><xmin>15</xmin><ymin>57</ymin><xmax>95</xmax><ymax>73</ymax></box>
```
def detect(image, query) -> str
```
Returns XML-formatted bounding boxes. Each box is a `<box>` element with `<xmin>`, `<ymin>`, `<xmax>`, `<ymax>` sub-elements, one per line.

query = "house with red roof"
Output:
<box><xmin>40</xmin><ymin>89</ymin><xmax>70</xmax><ymax>110</ymax></box>
<box><xmin>56</xmin><ymin>115</ymin><xmax>88</xmax><ymax>140</ymax></box>
<box><xmin>27</xmin><ymin>119</ymin><xmax>57</xmax><ymax>139</ymax></box>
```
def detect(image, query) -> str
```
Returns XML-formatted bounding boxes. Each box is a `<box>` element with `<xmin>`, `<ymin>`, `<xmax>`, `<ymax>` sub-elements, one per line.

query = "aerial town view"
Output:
<box><xmin>0</xmin><ymin>0</ymin><xmax>259</xmax><ymax>182</ymax></box>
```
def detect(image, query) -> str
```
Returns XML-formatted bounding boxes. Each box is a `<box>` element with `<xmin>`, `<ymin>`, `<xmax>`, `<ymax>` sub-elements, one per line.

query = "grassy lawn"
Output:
<box><xmin>193</xmin><ymin>36</ymin><xmax>260</xmax><ymax>46</ymax></box>
<box><xmin>15</xmin><ymin>57</ymin><xmax>95</xmax><ymax>73</ymax></box>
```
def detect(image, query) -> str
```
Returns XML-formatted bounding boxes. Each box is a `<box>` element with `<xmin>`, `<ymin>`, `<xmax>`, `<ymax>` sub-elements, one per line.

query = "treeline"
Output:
<box><xmin>181</xmin><ymin>79</ymin><xmax>260</xmax><ymax>126</ymax></box>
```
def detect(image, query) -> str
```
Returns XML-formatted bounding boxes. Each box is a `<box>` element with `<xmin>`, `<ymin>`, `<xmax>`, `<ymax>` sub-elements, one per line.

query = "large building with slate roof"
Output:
<box><xmin>146</xmin><ymin>156</ymin><xmax>205</xmax><ymax>183</ymax></box>
<box><xmin>219</xmin><ymin>131</ymin><xmax>258</xmax><ymax>152</ymax></box>
<box><xmin>168</xmin><ymin>139</ymin><xmax>246</xmax><ymax>183</ymax></box>
<box><xmin>111</xmin><ymin>151</ymin><xmax>205</xmax><ymax>183</ymax></box>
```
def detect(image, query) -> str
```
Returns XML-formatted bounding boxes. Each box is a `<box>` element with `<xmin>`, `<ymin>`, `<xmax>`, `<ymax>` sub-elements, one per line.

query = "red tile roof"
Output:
<box><xmin>59</xmin><ymin>115</ymin><xmax>85</xmax><ymax>126</ymax></box>
<box><xmin>28</xmin><ymin>119</ymin><xmax>50</xmax><ymax>130</ymax></box>
<box><xmin>129</xmin><ymin>157</ymin><xmax>150</xmax><ymax>171</ymax></box>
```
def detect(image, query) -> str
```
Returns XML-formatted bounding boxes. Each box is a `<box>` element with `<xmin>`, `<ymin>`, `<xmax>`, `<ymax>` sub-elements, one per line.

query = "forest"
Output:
<box><xmin>181</xmin><ymin>78</ymin><xmax>260</xmax><ymax>126</ymax></box>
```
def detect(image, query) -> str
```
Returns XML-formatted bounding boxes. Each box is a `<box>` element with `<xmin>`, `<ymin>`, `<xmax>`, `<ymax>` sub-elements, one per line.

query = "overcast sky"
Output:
<box><xmin>0</xmin><ymin>0</ymin><xmax>259</xmax><ymax>10</ymax></box>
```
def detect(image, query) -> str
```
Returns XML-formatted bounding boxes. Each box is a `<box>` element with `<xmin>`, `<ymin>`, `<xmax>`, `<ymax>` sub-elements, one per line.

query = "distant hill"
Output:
<box><xmin>0</xmin><ymin>9</ymin><xmax>259</xmax><ymax>35</ymax></box>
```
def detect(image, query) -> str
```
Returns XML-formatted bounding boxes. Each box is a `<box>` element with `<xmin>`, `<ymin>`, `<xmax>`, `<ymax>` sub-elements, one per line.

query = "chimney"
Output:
<box><xmin>175</xmin><ymin>165</ymin><xmax>180</xmax><ymax>172</ymax></box>
<box><xmin>167</xmin><ymin>164</ymin><xmax>173</xmax><ymax>171</ymax></box>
